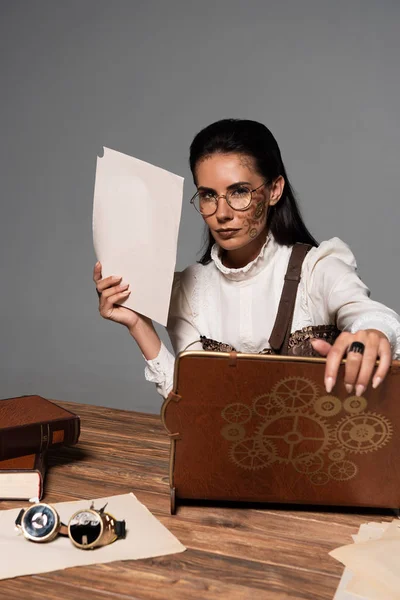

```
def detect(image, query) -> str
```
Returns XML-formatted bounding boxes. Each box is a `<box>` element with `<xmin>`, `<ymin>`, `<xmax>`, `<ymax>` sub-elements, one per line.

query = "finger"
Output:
<box><xmin>93</xmin><ymin>261</ymin><xmax>102</xmax><ymax>282</ymax></box>
<box><xmin>343</xmin><ymin>334</ymin><xmax>368</xmax><ymax>394</ymax></box>
<box><xmin>352</xmin><ymin>338</ymin><xmax>380</xmax><ymax>396</ymax></box>
<box><xmin>372</xmin><ymin>338</ymin><xmax>392</xmax><ymax>389</ymax></box>
<box><xmin>96</xmin><ymin>275</ymin><xmax>123</xmax><ymax>294</ymax></box>
<box><xmin>100</xmin><ymin>283</ymin><xmax>129</xmax><ymax>302</ymax></box>
<box><xmin>324</xmin><ymin>333</ymin><xmax>353</xmax><ymax>393</ymax></box>
<box><xmin>310</xmin><ymin>339</ymin><xmax>332</xmax><ymax>357</ymax></box>
<box><xmin>99</xmin><ymin>290</ymin><xmax>131</xmax><ymax>315</ymax></box>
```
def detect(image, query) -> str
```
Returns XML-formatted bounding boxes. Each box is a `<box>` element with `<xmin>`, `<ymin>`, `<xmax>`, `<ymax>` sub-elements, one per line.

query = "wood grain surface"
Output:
<box><xmin>0</xmin><ymin>401</ymin><xmax>395</xmax><ymax>599</ymax></box>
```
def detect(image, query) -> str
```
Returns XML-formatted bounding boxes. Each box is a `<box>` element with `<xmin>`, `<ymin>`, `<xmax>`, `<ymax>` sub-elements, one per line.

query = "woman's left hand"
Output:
<box><xmin>310</xmin><ymin>329</ymin><xmax>392</xmax><ymax>396</ymax></box>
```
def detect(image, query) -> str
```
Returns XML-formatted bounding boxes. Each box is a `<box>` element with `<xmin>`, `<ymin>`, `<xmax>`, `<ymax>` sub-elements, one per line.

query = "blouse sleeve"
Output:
<box><xmin>143</xmin><ymin>271</ymin><xmax>203</xmax><ymax>398</ymax></box>
<box><xmin>304</xmin><ymin>238</ymin><xmax>400</xmax><ymax>359</ymax></box>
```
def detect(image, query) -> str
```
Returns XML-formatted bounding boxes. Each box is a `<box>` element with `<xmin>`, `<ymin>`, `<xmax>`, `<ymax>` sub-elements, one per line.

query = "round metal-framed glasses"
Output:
<box><xmin>190</xmin><ymin>182</ymin><xmax>268</xmax><ymax>217</ymax></box>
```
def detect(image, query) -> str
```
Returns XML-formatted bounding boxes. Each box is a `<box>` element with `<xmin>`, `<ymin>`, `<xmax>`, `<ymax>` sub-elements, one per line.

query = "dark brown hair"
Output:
<box><xmin>189</xmin><ymin>119</ymin><xmax>318</xmax><ymax>264</ymax></box>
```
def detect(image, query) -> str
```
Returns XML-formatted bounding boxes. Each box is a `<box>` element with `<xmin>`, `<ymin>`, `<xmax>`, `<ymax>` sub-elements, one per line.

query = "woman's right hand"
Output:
<box><xmin>93</xmin><ymin>261</ymin><xmax>142</xmax><ymax>332</ymax></box>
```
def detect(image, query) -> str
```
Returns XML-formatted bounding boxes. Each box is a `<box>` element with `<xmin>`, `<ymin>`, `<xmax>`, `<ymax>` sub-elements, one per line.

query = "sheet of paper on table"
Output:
<box><xmin>332</xmin><ymin>519</ymin><xmax>400</xmax><ymax>600</ymax></box>
<box><xmin>0</xmin><ymin>492</ymin><xmax>186</xmax><ymax>580</ymax></box>
<box><xmin>93</xmin><ymin>147</ymin><xmax>184</xmax><ymax>326</ymax></box>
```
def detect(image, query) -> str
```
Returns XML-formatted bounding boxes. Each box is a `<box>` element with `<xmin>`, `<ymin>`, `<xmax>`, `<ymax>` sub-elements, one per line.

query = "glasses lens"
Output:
<box><xmin>193</xmin><ymin>192</ymin><xmax>217</xmax><ymax>216</ymax></box>
<box><xmin>69</xmin><ymin>510</ymin><xmax>102</xmax><ymax>547</ymax></box>
<box><xmin>227</xmin><ymin>186</ymin><xmax>252</xmax><ymax>210</ymax></box>
<box><xmin>23</xmin><ymin>504</ymin><xmax>58</xmax><ymax>539</ymax></box>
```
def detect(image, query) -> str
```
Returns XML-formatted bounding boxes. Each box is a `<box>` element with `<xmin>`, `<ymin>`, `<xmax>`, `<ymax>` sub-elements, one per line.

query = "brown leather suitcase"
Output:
<box><xmin>161</xmin><ymin>352</ymin><xmax>400</xmax><ymax>514</ymax></box>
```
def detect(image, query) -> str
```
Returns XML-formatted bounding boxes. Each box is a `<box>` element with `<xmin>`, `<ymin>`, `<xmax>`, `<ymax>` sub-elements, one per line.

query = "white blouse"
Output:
<box><xmin>144</xmin><ymin>235</ymin><xmax>400</xmax><ymax>399</ymax></box>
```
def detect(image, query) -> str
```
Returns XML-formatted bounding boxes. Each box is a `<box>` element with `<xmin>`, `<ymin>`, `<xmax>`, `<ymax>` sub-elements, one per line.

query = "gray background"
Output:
<box><xmin>1</xmin><ymin>0</ymin><xmax>399</xmax><ymax>414</ymax></box>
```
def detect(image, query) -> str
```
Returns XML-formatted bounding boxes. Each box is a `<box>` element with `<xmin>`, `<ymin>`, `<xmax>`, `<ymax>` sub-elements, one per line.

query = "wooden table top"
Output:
<box><xmin>0</xmin><ymin>401</ymin><xmax>394</xmax><ymax>599</ymax></box>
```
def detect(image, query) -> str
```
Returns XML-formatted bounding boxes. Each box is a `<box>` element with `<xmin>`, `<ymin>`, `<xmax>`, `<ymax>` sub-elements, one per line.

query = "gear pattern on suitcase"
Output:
<box><xmin>220</xmin><ymin>376</ymin><xmax>392</xmax><ymax>486</ymax></box>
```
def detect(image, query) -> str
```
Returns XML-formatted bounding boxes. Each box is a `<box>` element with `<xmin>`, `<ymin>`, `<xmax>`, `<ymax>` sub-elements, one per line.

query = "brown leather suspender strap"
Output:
<box><xmin>268</xmin><ymin>243</ymin><xmax>312</xmax><ymax>355</ymax></box>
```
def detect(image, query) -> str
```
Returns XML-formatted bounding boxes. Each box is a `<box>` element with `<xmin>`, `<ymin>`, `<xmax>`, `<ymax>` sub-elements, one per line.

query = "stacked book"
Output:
<box><xmin>0</xmin><ymin>395</ymin><xmax>80</xmax><ymax>501</ymax></box>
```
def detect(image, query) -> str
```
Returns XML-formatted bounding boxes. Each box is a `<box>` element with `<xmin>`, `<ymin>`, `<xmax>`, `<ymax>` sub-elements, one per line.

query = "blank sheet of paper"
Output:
<box><xmin>0</xmin><ymin>493</ymin><xmax>185</xmax><ymax>580</ymax></box>
<box><xmin>93</xmin><ymin>147</ymin><xmax>184</xmax><ymax>326</ymax></box>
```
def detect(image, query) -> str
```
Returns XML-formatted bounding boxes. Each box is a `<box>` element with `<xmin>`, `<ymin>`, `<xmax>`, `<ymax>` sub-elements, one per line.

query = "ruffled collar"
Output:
<box><xmin>211</xmin><ymin>234</ymin><xmax>278</xmax><ymax>281</ymax></box>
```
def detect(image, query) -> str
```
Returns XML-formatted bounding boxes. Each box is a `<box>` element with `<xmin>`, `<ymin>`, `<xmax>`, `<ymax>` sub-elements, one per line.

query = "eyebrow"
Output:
<box><xmin>197</xmin><ymin>181</ymin><xmax>253</xmax><ymax>192</ymax></box>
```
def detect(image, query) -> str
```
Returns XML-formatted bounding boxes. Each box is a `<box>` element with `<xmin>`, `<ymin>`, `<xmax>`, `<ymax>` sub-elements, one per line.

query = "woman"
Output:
<box><xmin>93</xmin><ymin>119</ymin><xmax>400</xmax><ymax>400</ymax></box>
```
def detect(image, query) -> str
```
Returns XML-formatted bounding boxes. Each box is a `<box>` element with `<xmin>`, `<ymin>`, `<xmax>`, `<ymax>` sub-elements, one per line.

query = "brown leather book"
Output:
<box><xmin>162</xmin><ymin>352</ymin><xmax>400</xmax><ymax>513</ymax></box>
<box><xmin>0</xmin><ymin>452</ymin><xmax>46</xmax><ymax>500</ymax></box>
<box><xmin>0</xmin><ymin>395</ymin><xmax>80</xmax><ymax>460</ymax></box>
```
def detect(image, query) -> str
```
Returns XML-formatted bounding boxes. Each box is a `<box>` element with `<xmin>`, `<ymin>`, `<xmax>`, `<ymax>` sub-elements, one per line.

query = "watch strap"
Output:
<box><xmin>15</xmin><ymin>508</ymin><xmax>24</xmax><ymax>527</ymax></box>
<box><xmin>115</xmin><ymin>519</ymin><xmax>126</xmax><ymax>539</ymax></box>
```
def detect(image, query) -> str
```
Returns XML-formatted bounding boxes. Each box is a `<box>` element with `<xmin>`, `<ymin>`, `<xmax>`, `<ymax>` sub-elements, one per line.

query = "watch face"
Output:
<box><xmin>22</xmin><ymin>504</ymin><xmax>58</xmax><ymax>541</ymax></box>
<box><xmin>69</xmin><ymin>510</ymin><xmax>102</xmax><ymax>547</ymax></box>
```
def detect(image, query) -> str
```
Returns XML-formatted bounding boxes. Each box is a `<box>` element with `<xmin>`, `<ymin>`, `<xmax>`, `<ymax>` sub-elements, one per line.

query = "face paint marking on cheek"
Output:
<box><xmin>249</xmin><ymin>228</ymin><xmax>258</xmax><ymax>239</ymax></box>
<box><xmin>254</xmin><ymin>201</ymin><xmax>265</xmax><ymax>219</ymax></box>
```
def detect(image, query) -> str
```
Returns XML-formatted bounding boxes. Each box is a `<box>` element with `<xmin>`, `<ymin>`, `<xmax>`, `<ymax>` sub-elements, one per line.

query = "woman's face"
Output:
<box><xmin>194</xmin><ymin>153</ymin><xmax>283</xmax><ymax>255</ymax></box>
